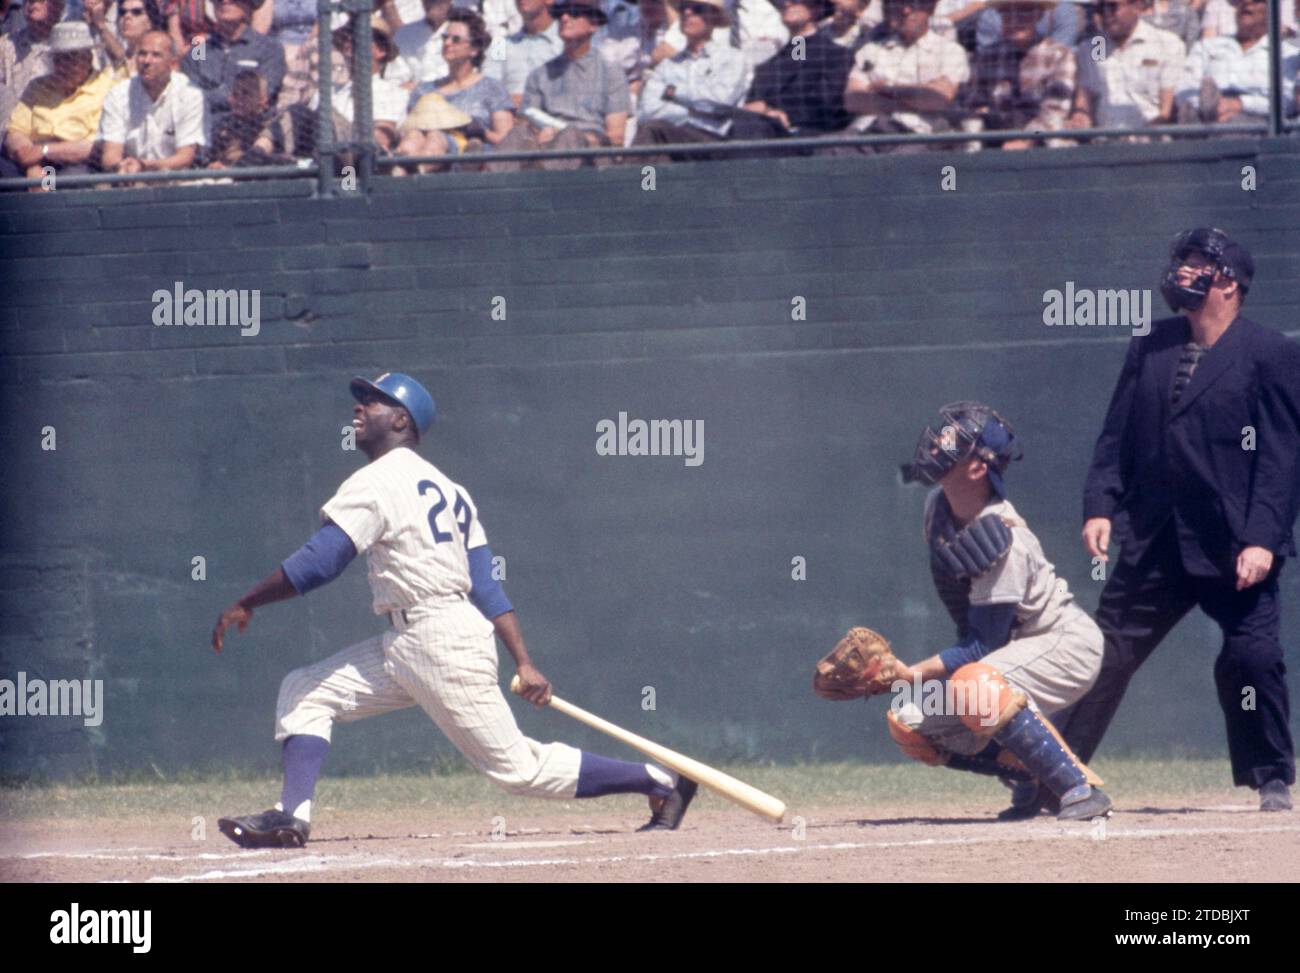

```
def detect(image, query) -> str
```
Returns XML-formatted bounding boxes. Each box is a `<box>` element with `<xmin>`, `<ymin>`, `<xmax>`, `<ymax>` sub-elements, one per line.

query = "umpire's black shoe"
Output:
<box><xmin>218</xmin><ymin>809</ymin><xmax>311</xmax><ymax>848</ymax></box>
<box><xmin>1259</xmin><ymin>780</ymin><xmax>1293</xmax><ymax>812</ymax></box>
<box><xmin>638</xmin><ymin>776</ymin><xmax>698</xmax><ymax>831</ymax></box>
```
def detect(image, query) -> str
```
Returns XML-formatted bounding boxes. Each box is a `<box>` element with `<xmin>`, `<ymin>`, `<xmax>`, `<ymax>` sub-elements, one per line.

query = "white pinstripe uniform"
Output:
<box><xmin>275</xmin><ymin>446</ymin><xmax>583</xmax><ymax>798</ymax></box>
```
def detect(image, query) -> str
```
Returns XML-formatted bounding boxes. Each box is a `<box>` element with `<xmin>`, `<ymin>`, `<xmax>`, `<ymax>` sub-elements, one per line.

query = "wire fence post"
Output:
<box><xmin>316</xmin><ymin>0</ymin><xmax>338</xmax><ymax>195</ymax></box>
<box><xmin>1267</xmin><ymin>0</ymin><xmax>1283</xmax><ymax>137</ymax></box>
<box><xmin>350</xmin><ymin>0</ymin><xmax>375</xmax><ymax>192</ymax></box>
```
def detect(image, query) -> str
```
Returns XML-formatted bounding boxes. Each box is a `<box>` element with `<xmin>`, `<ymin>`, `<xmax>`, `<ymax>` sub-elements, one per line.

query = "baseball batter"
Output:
<box><xmin>212</xmin><ymin>372</ymin><xmax>697</xmax><ymax>848</ymax></box>
<box><xmin>814</xmin><ymin>402</ymin><xmax>1113</xmax><ymax>821</ymax></box>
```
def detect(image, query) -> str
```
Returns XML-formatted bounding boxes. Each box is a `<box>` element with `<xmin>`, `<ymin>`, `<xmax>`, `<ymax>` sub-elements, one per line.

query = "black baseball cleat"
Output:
<box><xmin>997</xmin><ymin>780</ymin><xmax>1046</xmax><ymax>821</ymax></box>
<box><xmin>1259</xmin><ymin>780</ymin><xmax>1293</xmax><ymax>812</ymax></box>
<box><xmin>638</xmin><ymin>776</ymin><xmax>698</xmax><ymax>831</ymax></box>
<box><xmin>1056</xmin><ymin>785</ymin><xmax>1113</xmax><ymax>822</ymax></box>
<box><xmin>218</xmin><ymin>809</ymin><xmax>311</xmax><ymax>849</ymax></box>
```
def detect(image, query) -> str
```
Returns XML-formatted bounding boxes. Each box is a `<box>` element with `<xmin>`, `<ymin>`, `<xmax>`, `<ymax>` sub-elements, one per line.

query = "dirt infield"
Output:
<box><xmin>4</xmin><ymin>789</ymin><xmax>1297</xmax><ymax>883</ymax></box>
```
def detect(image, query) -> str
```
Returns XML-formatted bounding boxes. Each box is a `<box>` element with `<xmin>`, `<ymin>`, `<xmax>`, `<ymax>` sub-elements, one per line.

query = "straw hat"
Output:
<box><xmin>400</xmin><ymin>92</ymin><xmax>473</xmax><ymax>132</ymax></box>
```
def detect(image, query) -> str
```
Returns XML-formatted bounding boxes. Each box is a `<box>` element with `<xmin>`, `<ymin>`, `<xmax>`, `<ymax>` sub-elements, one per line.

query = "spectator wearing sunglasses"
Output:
<box><xmin>98</xmin><ymin>0</ymin><xmax>168</xmax><ymax>73</ymax></box>
<box><xmin>488</xmin><ymin>0</ymin><xmax>630</xmax><ymax>168</ymax></box>
<box><xmin>1070</xmin><ymin>0</ymin><xmax>1184</xmax><ymax>130</ymax></box>
<box><xmin>395</xmin><ymin>8</ymin><xmax>514</xmax><ymax>171</ymax></box>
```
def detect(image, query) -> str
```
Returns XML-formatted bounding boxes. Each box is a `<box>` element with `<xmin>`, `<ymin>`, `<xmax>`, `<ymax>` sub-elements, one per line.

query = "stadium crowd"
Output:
<box><xmin>2</xmin><ymin>0</ymin><xmax>1298</xmax><ymax>183</ymax></box>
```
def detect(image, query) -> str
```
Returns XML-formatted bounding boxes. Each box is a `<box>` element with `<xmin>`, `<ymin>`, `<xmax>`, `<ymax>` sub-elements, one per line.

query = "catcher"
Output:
<box><xmin>814</xmin><ymin>402</ymin><xmax>1113</xmax><ymax>821</ymax></box>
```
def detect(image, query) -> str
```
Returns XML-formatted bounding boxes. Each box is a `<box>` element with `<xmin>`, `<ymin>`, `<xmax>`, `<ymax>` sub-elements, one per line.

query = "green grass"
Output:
<box><xmin>0</xmin><ymin>756</ymin><xmax>1240</xmax><ymax>822</ymax></box>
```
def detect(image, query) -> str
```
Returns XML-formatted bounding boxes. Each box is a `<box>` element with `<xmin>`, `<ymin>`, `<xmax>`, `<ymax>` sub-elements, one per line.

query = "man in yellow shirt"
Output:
<box><xmin>3</xmin><ymin>22</ymin><xmax>118</xmax><ymax>187</ymax></box>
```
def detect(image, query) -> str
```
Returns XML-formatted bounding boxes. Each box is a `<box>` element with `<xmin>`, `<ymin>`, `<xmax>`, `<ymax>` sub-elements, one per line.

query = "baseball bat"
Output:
<box><xmin>509</xmin><ymin>675</ymin><xmax>787</xmax><ymax>823</ymax></box>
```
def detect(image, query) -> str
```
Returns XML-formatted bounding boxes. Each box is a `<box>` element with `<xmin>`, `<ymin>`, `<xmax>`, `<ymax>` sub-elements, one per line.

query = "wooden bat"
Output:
<box><xmin>510</xmin><ymin>675</ymin><xmax>787</xmax><ymax>823</ymax></box>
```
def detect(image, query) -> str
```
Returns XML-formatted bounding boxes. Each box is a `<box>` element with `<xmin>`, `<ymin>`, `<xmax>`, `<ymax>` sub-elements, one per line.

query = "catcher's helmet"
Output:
<box><xmin>350</xmin><ymin>372</ymin><xmax>437</xmax><ymax>440</ymax></box>
<box><xmin>901</xmin><ymin>402</ymin><xmax>1023</xmax><ymax>498</ymax></box>
<box><xmin>1159</xmin><ymin>227</ymin><xmax>1254</xmax><ymax>313</ymax></box>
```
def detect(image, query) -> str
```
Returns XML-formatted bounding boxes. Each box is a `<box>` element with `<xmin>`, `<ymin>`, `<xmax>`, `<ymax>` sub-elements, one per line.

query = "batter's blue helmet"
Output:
<box><xmin>350</xmin><ymin>372</ymin><xmax>436</xmax><ymax>440</ymax></box>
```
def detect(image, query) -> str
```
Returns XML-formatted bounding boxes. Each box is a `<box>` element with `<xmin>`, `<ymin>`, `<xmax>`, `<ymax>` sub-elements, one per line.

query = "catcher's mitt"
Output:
<box><xmin>813</xmin><ymin>627</ymin><xmax>901</xmax><ymax>701</ymax></box>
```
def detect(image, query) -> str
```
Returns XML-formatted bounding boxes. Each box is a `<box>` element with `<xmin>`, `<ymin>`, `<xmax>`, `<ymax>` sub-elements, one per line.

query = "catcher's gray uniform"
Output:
<box><xmin>895</xmin><ymin>490</ymin><xmax>1104</xmax><ymax>756</ymax></box>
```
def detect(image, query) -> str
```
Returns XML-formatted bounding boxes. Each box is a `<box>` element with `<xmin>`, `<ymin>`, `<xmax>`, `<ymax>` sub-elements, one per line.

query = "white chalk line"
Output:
<box><xmin>143</xmin><ymin>822</ymin><xmax>1300</xmax><ymax>882</ymax></box>
<box><xmin>5</xmin><ymin>829</ymin><xmax>552</xmax><ymax>863</ymax></box>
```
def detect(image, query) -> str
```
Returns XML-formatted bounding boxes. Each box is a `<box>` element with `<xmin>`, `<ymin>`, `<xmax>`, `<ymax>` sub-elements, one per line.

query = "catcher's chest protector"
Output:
<box><xmin>927</xmin><ymin>494</ymin><xmax>973</xmax><ymax>638</ymax></box>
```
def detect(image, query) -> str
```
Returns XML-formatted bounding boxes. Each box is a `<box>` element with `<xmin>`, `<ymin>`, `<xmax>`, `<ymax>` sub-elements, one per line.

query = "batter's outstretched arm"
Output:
<box><xmin>212</xmin><ymin>522</ymin><xmax>358</xmax><ymax>653</ymax></box>
<box><xmin>212</xmin><ymin>568</ymin><xmax>299</xmax><ymax>654</ymax></box>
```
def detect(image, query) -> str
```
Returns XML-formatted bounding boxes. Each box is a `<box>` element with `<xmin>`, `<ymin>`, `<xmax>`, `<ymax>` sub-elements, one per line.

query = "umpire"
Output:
<box><xmin>1058</xmin><ymin>228</ymin><xmax>1300</xmax><ymax>812</ymax></box>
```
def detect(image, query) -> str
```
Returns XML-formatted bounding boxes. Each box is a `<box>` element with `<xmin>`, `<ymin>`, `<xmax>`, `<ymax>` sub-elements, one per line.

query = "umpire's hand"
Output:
<box><xmin>1236</xmin><ymin>546</ymin><xmax>1274</xmax><ymax>591</ymax></box>
<box><xmin>1082</xmin><ymin>517</ymin><xmax>1111</xmax><ymax>562</ymax></box>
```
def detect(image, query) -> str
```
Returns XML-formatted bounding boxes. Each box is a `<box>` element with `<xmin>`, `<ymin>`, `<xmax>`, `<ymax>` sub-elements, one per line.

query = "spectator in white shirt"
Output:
<box><xmin>1176</xmin><ymin>0</ymin><xmax>1298</xmax><ymax>123</ymax></box>
<box><xmin>388</xmin><ymin>0</ymin><xmax>454</xmax><ymax>85</ymax></box>
<box><xmin>98</xmin><ymin>29</ymin><xmax>206</xmax><ymax>172</ymax></box>
<box><xmin>731</xmin><ymin>0</ymin><xmax>791</xmax><ymax>68</ymax></box>
<box><xmin>843</xmin><ymin>0</ymin><xmax>971</xmax><ymax>142</ymax></box>
<box><xmin>322</xmin><ymin>23</ymin><xmax>410</xmax><ymax>154</ymax></box>
<box><xmin>634</xmin><ymin>0</ymin><xmax>747</xmax><ymax>153</ymax></box>
<box><xmin>484</xmin><ymin>0</ymin><xmax>563</xmax><ymax>105</ymax></box>
<box><xmin>1070</xmin><ymin>0</ymin><xmax>1184</xmax><ymax>130</ymax></box>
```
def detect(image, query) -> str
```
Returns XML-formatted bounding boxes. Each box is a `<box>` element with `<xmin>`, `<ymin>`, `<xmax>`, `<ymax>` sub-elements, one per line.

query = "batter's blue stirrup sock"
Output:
<box><xmin>279</xmin><ymin>734</ymin><xmax>330</xmax><ymax>821</ymax></box>
<box><xmin>575</xmin><ymin>751</ymin><xmax>674</xmax><ymax>799</ymax></box>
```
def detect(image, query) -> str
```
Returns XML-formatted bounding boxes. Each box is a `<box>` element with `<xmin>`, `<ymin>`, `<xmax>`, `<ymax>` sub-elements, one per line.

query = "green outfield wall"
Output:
<box><xmin>2</xmin><ymin>137</ymin><xmax>1298</xmax><ymax>779</ymax></box>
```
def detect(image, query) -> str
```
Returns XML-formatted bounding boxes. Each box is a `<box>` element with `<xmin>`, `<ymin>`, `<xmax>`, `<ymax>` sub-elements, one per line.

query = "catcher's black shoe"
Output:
<box><xmin>218</xmin><ymin>809</ymin><xmax>311</xmax><ymax>849</ymax></box>
<box><xmin>1055</xmin><ymin>785</ymin><xmax>1113</xmax><ymax>822</ymax></box>
<box><xmin>1259</xmin><ymin>780</ymin><xmax>1293</xmax><ymax>812</ymax></box>
<box><xmin>997</xmin><ymin>780</ymin><xmax>1046</xmax><ymax>821</ymax></box>
<box><xmin>638</xmin><ymin>776</ymin><xmax>698</xmax><ymax>831</ymax></box>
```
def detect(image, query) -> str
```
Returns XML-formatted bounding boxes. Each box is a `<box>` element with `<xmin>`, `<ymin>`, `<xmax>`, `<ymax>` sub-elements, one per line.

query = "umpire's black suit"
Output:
<box><xmin>1059</xmin><ymin>314</ymin><xmax>1300</xmax><ymax>788</ymax></box>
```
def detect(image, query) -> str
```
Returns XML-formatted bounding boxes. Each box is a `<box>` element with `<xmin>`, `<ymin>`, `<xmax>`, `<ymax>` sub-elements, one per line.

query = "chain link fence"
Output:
<box><xmin>0</xmin><ymin>0</ymin><xmax>1296</xmax><ymax>192</ymax></box>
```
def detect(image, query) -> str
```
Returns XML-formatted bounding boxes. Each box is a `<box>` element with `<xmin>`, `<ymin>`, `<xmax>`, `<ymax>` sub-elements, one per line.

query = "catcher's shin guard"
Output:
<box><xmin>948</xmin><ymin>743</ymin><xmax>1033</xmax><ymax>783</ymax></box>
<box><xmin>950</xmin><ymin>663</ymin><xmax>1106</xmax><ymax>814</ymax></box>
<box><xmin>887</xmin><ymin>707</ymin><xmax>1033</xmax><ymax>781</ymax></box>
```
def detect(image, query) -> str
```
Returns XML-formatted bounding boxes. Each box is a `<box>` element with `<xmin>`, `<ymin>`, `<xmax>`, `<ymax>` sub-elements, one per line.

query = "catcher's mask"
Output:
<box><xmin>900</xmin><ymin>402</ymin><xmax>1023</xmax><ymax>498</ymax></box>
<box><xmin>1159</xmin><ymin>227</ymin><xmax>1254</xmax><ymax>313</ymax></box>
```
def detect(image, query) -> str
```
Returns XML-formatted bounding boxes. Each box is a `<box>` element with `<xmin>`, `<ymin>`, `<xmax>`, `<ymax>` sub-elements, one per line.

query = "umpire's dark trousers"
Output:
<box><xmin>1057</xmin><ymin>523</ymin><xmax>1295</xmax><ymax>789</ymax></box>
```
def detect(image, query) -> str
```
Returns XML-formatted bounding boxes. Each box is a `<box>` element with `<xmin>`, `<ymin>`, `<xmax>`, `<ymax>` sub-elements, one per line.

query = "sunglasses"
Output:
<box><xmin>121</xmin><ymin>5</ymin><xmax>147</xmax><ymax>13</ymax></box>
<box><xmin>682</xmin><ymin>2</ymin><xmax>713</xmax><ymax>14</ymax></box>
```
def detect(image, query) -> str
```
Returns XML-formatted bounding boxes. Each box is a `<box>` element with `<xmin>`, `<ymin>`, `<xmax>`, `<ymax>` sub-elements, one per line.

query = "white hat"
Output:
<box><xmin>49</xmin><ymin>21</ymin><xmax>97</xmax><ymax>53</ymax></box>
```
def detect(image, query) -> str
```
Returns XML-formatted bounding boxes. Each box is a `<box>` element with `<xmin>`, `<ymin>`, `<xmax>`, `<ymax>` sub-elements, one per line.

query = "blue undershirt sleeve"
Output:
<box><xmin>281</xmin><ymin>522</ymin><xmax>358</xmax><ymax>595</ymax></box>
<box><xmin>468</xmin><ymin>545</ymin><xmax>513</xmax><ymax>621</ymax></box>
<box><xmin>938</xmin><ymin>602</ymin><xmax>1018</xmax><ymax>674</ymax></box>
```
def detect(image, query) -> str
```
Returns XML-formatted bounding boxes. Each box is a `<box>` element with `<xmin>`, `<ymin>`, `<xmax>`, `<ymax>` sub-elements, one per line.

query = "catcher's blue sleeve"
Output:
<box><xmin>468</xmin><ymin>544</ymin><xmax>513</xmax><ymax>620</ymax></box>
<box><xmin>281</xmin><ymin>521</ymin><xmax>358</xmax><ymax>594</ymax></box>
<box><xmin>938</xmin><ymin>602</ymin><xmax>1017</xmax><ymax>673</ymax></box>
